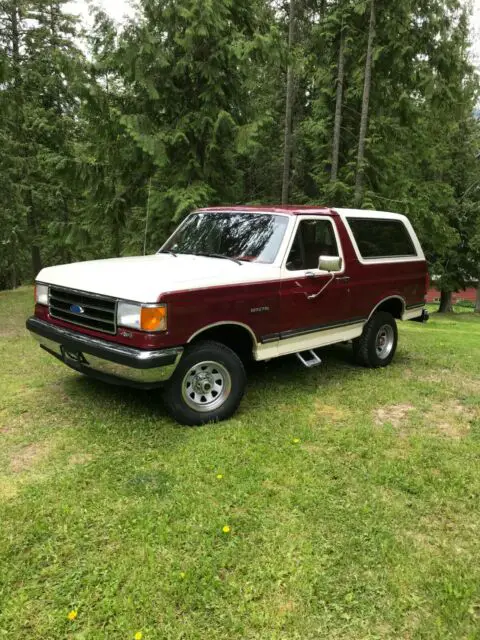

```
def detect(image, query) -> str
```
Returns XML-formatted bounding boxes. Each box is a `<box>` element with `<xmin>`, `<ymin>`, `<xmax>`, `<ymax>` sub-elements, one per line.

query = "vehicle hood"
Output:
<box><xmin>37</xmin><ymin>254</ymin><xmax>280</xmax><ymax>303</ymax></box>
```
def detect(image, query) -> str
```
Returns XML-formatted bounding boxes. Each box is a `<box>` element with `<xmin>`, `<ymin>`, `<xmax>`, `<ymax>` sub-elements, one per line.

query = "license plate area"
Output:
<box><xmin>60</xmin><ymin>345</ymin><xmax>89</xmax><ymax>365</ymax></box>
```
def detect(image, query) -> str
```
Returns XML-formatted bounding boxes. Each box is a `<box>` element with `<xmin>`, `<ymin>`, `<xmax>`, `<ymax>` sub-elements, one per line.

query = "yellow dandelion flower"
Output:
<box><xmin>216</xmin><ymin>474</ymin><xmax>223</xmax><ymax>479</ymax></box>
<box><xmin>222</xmin><ymin>525</ymin><xmax>231</xmax><ymax>534</ymax></box>
<box><xmin>135</xmin><ymin>632</ymin><xmax>143</xmax><ymax>640</ymax></box>
<box><xmin>292</xmin><ymin>438</ymin><xmax>300</xmax><ymax>444</ymax></box>
<box><xmin>67</xmin><ymin>610</ymin><xmax>78</xmax><ymax>621</ymax></box>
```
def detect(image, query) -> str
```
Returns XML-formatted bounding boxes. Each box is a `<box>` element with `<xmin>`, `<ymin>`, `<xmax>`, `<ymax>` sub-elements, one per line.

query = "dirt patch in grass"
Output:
<box><xmin>10</xmin><ymin>442</ymin><xmax>54</xmax><ymax>473</ymax></box>
<box><xmin>277</xmin><ymin>599</ymin><xmax>296</xmax><ymax>615</ymax></box>
<box><xmin>374</xmin><ymin>400</ymin><xmax>476</xmax><ymax>439</ymax></box>
<box><xmin>2</xmin><ymin>441</ymin><xmax>59</xmax><ymax>501</ymax></box>
<box><xmin>68</xmin><ymin>452</ymin><xmax>93</xmax><ymax>466</ymax></box>
<box><xmin>404</xmin><ymin>529</ymin><xmax>441</xmax><ymax>553</ymax></box>
<box><xmin>274</xmin><ymin>586</ymin><xmax>298</xmax><ymax>617</ymax></box>
<box><xmin>314</xmin><ymin>402</ymin><xmax>350</xmax><ymax>422</ymax></box>
<box><xmin>424</xmin><ymin>400</ymin><xmax>476</xmax><ymax>439</ymax></box>
<box><xmin>300</xmin><ymin>443</ymin><xmax>325</xmax><ymax>455</ymax></box>
<box><xmin>421</xmin><ymin>372</ymin><xmax>480</xmax><ymax>395</ymax></box>
<box><xmin>374</xmin><ymin>404</ymin><xmax>415</xmax><ymax>429</ymax></box>
<box><xmin>0</xmin><ymin>328</ymin><xmax>21</xmax><ymax>338</ymax></box>
<box><xmin>0</xmin><ymin>477</ymin><xmax>19</xmax><ymax>500</ymax></box>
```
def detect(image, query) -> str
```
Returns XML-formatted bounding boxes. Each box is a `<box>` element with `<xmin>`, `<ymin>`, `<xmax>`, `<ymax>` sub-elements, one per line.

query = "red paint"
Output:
<box><xmin>199</xmin><ymin>205</ymin><xmax>334</xmax><ymax>216</ymax></box>
<box><xmin>347</xmin><ymin>259</ymin><xmax>427</xmax><ymax>320</ymax></box>
<box><xmin>279</xmin><ymin>275</ymin><xmax>351</xmax><ymax>334</ymax></box>
<box><xmin>34</xmin><ymin>213</ymin><xmax>429</xmax><ymax>351</ymax></box>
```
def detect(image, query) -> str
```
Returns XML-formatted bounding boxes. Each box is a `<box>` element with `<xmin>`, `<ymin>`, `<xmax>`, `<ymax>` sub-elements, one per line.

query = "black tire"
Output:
<box><xmin>352</xmin><ymin>311</ymin><xmax>398</xmax><ymax>368</ymax></box>
<box><xmin>163</xmin><ymin>340</ymin><xmax>246</xmax><ymax>426</ymax></box>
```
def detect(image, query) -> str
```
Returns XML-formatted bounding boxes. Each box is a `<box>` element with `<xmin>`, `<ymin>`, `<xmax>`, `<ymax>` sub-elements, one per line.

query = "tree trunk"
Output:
<box><xmin>475</xmin><ymin>276</ymin><xmax>480</xmax><ymax>313</ymax></box>
<box><xmin>11</xmin><ymin>4</ymin><xmax>23</xmax><ymax>286</ymax></box>
<box><xmin>281</xmin><ymin>0</ymin><xmax>296</xmax><ymax>205</ymax></box>
<box><xmin>30</xmin><ymin>245</ymin><xmax>42</xmax><ymax>277</ymax></box>
<box><xmin>438</xmin><ymin>290</ymin><xmax>453</xmax><ymax>313</ymax></box>
<box><xmin>320</xmin><ymin>0</ymin><xmax>326</xmax><ymax>20</ymax></box>
<box><xmin>331</xmin><ymin>21</ymin><xmax>345</xmax><ymax>182</ymax></box>
<box><xmin>11</xmin><ymin>235</ymin><xmax>17</xmax><ymax>289</ymax></box>
<box><xmin>354</xmin><ymin>0</ymin><xmax>375</xmax><ymax>207</ymax></box>
<box><xmin>27</xmin><ymin>191</ymin><xmax>43</xmax><ymax>277</ymax></box>
<box><xmin>113</xmin><ymin>221</ymin><xmax>121</xmax><ymax>257</ymax></box>
<box><xmin>11</xmin><ymin>5</ymin><xmax>21</xmax><ymax>80</ymax></box>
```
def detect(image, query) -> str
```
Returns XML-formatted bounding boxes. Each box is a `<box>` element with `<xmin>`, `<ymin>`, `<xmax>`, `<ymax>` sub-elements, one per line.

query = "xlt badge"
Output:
<box><xmin>250</xmin><ymin>306</ymin><xmax>270</xmax><ymax>314</ymax></box>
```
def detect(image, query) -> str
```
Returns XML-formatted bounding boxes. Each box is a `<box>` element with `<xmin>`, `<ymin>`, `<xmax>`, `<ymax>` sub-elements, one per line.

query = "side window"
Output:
<box><xmin>347</xmin><ymin>218</ymin><xmax>417</xmax><ymax>259</ymax></box>
<box><xmin>286</xmin><ymin>219</ymin><xmax>340</xmax><ymax>271</ymax></box>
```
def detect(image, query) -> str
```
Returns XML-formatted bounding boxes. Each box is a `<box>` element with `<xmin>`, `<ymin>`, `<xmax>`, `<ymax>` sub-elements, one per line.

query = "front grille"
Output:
<box><xmin>49</xmin><ymin>286</ymin><xmax>117</xmax><ymax>335</ymax></box>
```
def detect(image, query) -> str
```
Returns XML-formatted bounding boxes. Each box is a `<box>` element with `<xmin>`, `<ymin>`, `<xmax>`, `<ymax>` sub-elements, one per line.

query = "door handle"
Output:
<box><xmin>305</xmin><ymin>271</ymin><xmax>320</xmax><ymax>279</ymax></box>
<box><xmin>336</xmin><ymin>276</ymin><xmax>351</xmax><ymax>282</ymax></box>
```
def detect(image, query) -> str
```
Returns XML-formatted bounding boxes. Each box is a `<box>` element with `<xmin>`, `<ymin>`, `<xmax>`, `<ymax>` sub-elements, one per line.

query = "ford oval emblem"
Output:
<box><xmin>70</xmin><ymin>304</ymin><xmax>85</xmax><ymax>314</ymax></box>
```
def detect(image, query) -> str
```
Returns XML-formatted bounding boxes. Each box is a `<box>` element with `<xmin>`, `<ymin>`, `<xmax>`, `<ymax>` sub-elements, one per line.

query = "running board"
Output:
<box><xmin>296</xmin><ymin>350</ymin><xmax>322</xmax><ymax>368</ymax></box>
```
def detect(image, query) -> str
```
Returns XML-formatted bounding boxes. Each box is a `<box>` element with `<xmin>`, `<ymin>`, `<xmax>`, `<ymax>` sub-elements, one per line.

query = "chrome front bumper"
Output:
<box><xmin>26</xmin><ymin>317</ymin><xmax>183</xmax><ymax>389</ymax></box>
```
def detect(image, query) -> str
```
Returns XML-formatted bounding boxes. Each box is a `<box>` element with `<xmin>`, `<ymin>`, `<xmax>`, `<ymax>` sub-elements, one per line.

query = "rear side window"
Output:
<box><xmin>347</xmin><ymin>218</ymin><xmax>416</xmax><ymax>259</ymax></box>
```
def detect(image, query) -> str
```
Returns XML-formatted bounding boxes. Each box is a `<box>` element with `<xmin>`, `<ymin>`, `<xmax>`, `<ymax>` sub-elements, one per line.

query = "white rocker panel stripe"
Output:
<box><xmin>255</xmin><ymin>321</ymin><xmax>365</xmax><ymax>361</ymax></box>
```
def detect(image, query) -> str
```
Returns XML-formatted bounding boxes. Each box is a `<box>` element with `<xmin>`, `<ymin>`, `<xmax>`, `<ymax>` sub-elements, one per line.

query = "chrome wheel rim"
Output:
<box><xmin>181</xmin><ymin>361</ymin><xmax>232</xmax><ymax>413</ymax></box>
<box><xmin>375</xmin><ymin>324</ymin><xmax>394</xmax><ymax>359</ymax></box>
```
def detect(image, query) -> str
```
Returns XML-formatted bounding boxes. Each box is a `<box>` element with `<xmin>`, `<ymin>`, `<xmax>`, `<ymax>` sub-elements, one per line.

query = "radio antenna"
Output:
<box><xmin>143</xmin><ymin>177</ymin><xmax>152</xmax><ymax>256</ymax></box>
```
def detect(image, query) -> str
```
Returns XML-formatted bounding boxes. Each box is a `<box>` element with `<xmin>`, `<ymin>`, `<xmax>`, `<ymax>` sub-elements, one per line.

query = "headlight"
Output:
<box><xmin>35</xmin><ymin>283</ymin><xmax>49</xmax><ymax>306</ymax></box>
<box><xmin>117</xmin><ymin>302</ymin><xmax>167</xmax><ymax>332</ymax></box>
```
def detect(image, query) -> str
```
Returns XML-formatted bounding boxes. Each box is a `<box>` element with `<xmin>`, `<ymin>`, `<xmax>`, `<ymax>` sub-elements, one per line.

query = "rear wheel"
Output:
<box><xmin>353</xmin><ymin>311</ymin><xmax>398</xmax><ymax>368</ymax></box>
<box><xmin>163</xmin><ymin>340</ymin><xmax>246</xmax><ymax>426</ymax></box>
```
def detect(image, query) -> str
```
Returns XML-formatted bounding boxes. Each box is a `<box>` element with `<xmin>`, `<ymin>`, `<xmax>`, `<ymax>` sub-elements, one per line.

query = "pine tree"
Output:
<box><xmin>281</xmin><ymin>0</ymin><xmax>296</xmax><ymax>203</ymax></box>
<box><xmin>106</xmin><ymin>0</ymin><xmax>266</xmax><ymax>250</ymax></box>
<box><xmin>330</xmin><ymin>10</ymin><xmax>345</xmax><ymax>183</ymax></box>
<box><xmin>354</xmin><ymin>0</ymin><xmax>375</xmax><ymax>207</ymax></box>
<box><xmin>0</xmin><ymin>0</ymin><xmax>87</xmax><ymax>281</ymax></box>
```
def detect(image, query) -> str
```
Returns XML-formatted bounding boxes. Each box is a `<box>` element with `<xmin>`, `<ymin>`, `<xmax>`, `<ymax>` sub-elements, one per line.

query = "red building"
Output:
<box><xmin>426</xmin><ymin>285</ymin><xmax>477</xmax><ymax>304</ymax></box>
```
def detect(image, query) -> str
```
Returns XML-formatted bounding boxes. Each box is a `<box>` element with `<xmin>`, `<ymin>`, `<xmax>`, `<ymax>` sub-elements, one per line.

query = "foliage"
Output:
<box><xmin>0</xmin><ymin>0</ymin><xmax>479</xmax><ymax>300</ymax></box>
<box><xmin>0</xmin><ymin>0</ymin><xmax>86</xmax><ymax>284</ymax></box>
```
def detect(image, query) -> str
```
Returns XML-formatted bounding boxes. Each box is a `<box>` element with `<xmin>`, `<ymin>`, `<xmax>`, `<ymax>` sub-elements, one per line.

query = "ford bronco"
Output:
<box><xmin>27</xmin><ymin>206</ymin><xmax>429</xmax><ymax>425</ymax></box>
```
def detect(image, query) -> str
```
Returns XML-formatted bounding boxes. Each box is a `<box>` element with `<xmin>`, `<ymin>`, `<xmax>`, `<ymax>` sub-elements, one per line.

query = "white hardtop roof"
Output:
<box><xmin>333</xmin><ymin>208</ymin><xmax>408</xmax><ymax>221</ymax></box>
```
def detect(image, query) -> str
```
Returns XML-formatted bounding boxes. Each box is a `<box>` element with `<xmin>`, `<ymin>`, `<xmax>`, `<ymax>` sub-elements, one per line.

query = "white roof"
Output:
<box><xmin>333</xmin><ymin>208</ymin><xmax>408</xmax><ymax>221</ymax></box>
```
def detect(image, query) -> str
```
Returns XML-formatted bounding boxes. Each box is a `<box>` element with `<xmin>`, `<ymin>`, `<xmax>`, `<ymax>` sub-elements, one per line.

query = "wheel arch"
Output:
<box><xmin>187</xmin><ymin>322</ymin><xmax>257</xmax><ymax>361</ymax></box>
<box><xmin>368</xmin><ymin>295</ymin><xmax>406</xmax><ymax>321</ymax></box>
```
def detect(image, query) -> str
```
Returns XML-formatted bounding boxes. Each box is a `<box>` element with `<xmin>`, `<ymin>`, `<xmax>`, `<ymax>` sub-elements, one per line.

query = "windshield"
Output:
<box><xmin>161</xmin><ymin>212</ymin><xmax>289</xmax><ymax>264</ymax></box>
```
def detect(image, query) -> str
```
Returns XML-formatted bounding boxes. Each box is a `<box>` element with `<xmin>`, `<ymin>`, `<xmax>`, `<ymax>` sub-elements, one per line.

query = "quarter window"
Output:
<box><xmin>347</xmin><ymin>218</ymin><xmax>416</xmax><ymax>259</ymax></box>
<box><xmin>286</xmin><ymin>219</ymin><xmax>340</xmax><ymax>271</ymax></box>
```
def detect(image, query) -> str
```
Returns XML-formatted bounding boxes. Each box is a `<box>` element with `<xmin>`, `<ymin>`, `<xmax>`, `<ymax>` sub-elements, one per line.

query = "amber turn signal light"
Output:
<box><xmin>140</xmin><ymin>305</ymin><xmax>167</xmax><ymax>332</ymax></box>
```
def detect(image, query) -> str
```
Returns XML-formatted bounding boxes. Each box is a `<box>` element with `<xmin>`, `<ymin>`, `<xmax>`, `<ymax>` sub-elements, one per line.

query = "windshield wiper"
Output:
<box><xmin>197</xmin><ymin>252</ymin><xmax>243</xmax><ymax>266</ymax></box>
<box><xmin>158</xmin><ymin>249</ymin><xmax>177</xmax><ymax>257</ymax></box>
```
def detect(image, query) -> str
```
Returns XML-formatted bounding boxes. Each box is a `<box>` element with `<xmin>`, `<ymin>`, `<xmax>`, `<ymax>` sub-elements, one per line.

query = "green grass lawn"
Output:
<box><xmin>1</xmin><ymin>288</ymin><xmax>480</xmax><ymax>639</ymax></box>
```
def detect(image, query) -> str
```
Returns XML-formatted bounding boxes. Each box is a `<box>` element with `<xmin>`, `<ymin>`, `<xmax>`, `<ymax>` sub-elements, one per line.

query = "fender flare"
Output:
<box><xmin>187</xmin><ymin>321</ymin><xmax>258</xmax><ymax>350</ymax></box>
<box><xmin>367</xmin><ymin>295</ymin><xmax>406</xmax><ymax>321</ymax></box>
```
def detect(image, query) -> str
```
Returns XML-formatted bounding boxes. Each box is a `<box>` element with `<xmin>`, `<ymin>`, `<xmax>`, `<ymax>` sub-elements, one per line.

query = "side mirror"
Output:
<box><xmin>318</xmin><ymin>255</ymin><xmax>342</xmax><ymax>272</ymax></box>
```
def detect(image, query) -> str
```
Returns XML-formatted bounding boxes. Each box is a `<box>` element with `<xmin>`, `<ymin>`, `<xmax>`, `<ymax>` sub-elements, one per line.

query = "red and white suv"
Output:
<box><xmin>27</xmin><ymin>206</ymin><xmax>429</xmax><ymax>424</ymax></box>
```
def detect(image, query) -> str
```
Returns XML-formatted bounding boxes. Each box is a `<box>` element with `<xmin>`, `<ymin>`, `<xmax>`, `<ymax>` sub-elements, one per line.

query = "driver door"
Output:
<box><xmin>278</xmin><ymin>216</ymin><xmax>351</xmax><ymax>353</ymax></box>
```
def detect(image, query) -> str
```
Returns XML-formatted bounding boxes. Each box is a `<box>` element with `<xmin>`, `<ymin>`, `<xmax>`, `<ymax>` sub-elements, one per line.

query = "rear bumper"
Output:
<box><xmin>403</xmin><ymin>305</ymin><xmax>429</xmax><ymax>323</ymax></box>
<box><xmin>26</xmin><ymin>317</ymin><xmax>183</xmax><ymax>389</ymax></box>
<box><xmin>410</xmin><ymin>309</ymin><xmax>430</xmax><ymax>323</ymax></box>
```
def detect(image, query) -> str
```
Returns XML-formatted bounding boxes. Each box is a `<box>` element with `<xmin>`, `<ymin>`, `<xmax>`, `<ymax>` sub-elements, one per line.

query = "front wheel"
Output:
<box><xmin>352</xmin><ymin>311</ymin><xmax>398</xmax><ymax>368</ymax></box>
<box><xmin>163</xmin><ymin>340</ymin><xmax>246</xmax><ymax>426</ymax></box>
